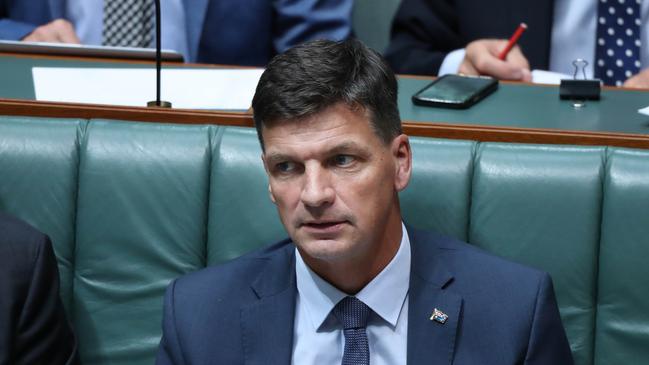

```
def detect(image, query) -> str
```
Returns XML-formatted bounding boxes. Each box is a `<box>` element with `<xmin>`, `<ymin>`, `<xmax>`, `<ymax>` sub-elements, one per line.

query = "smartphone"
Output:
<box><xmin>412</xmin><ymin>74</ymin><xmax>499</xmax><ymax>109</ymax></box>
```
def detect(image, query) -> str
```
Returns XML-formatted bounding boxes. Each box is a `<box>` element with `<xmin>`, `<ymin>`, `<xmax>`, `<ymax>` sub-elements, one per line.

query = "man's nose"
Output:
<box><xmin>300</xmin><ymin>166</ymin><xmax>335</xmax><ymax>208</ymax></box>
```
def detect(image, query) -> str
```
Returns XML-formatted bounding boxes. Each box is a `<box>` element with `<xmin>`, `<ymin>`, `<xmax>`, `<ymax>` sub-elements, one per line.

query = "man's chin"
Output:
<box><xmin>294</xmin><ymin>239</ymin><xmax>353</xmax><ymax>262</ymax></box>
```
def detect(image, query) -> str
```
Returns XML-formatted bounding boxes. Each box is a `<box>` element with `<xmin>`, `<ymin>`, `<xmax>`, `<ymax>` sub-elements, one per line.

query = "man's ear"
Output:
<box><xmin>261</xmin><ymin>153</ymin><xmax>277</xmax><ymax>204</ymax></box>
<box><xmin>391</xmin><ymin>134</ymin><xmax>412</xmax><ymax>192</ymax></box>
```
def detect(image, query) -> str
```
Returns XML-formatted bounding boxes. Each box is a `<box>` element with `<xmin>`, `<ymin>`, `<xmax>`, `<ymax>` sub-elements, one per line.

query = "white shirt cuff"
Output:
<box><xmin>438</xmin><ymin>48</ymin><xmax>466</xmax><ymax>76</ymax></box>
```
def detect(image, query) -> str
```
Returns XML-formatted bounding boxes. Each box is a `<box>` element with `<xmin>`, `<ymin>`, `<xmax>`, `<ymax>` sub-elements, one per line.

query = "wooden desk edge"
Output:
<box><xmin>2</xmin><ymin>98</ymin><xmax>649</xmax><ymax>149</ymax></box>
<box><xmin>403</xmin><ymin>121</ymin><xmax>649</xmax><ymax>149</ymax></box>
<box><xmin>0</xmin><ymin>98</ymin><xmax>252</xmax><ymax>126</ymax></box>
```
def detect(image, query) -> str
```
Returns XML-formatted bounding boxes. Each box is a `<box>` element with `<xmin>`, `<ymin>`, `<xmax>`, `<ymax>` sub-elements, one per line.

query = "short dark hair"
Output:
<box><xmin>252</xmin><ymin>39</ymin><xmax>401</xmax><ymax>150</ymax></box>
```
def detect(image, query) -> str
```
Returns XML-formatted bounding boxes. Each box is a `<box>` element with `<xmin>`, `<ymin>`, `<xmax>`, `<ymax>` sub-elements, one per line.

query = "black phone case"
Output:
<box><xmin>411</xmin><ymin>75</ymin><xmax>499</xmax><ymax>109</ymax></box>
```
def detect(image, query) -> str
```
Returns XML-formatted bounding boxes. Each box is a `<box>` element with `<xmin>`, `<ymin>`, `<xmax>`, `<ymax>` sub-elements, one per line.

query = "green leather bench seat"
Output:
<box><xmin>596</xmin><ymin>148</ymin><xmax>649</xmax><ymax>365</ymax></box>
<box><xmin>1</xmin><ymin>115</ymin><xmax>649</xmax><ymax>365</ymax></box>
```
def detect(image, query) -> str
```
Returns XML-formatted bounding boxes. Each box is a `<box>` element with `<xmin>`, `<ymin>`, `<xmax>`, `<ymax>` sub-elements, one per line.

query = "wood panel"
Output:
<box><xmin>3</xmin><ymin>97</ymin><xmax>649</xmax><ymax>149</ymax></box>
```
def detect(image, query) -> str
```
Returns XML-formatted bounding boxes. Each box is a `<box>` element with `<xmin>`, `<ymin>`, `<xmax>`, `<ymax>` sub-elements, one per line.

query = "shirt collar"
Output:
<box><xmin>295</xmin><ymin>223</ymin><xmax>411</xmax><ymax>330</ymax></box>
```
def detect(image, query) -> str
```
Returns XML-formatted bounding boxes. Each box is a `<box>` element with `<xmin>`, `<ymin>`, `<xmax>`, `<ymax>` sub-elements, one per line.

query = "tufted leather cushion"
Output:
<box><xmin>2</xmin><ymin>115</ymin><xmax>649</xmax><ymax>365</ymax></box>
<box><xmin>0</xmin><ymin>116</ymin><xmax>83</xmax><ymax>312</ymax></box>
<box><xmin>596</xmin><ymin>147</ymin><xmax>649</xmax><ymax>365</ymax></box>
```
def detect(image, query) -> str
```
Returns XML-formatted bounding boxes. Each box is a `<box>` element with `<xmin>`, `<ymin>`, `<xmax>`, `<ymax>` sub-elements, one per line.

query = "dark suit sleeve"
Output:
<box><xmin>385</xmin><ymin>0</ymin><xmax>464</xmax><ymax>75</ymax></box>
<box><xmin>524</xmin><ymin>273</ymin><xmax>574</xmax><ymax>364</ymax></box>
<box><xmin>0</xmin><ymin>0</ymin><xmax>39</xmax><ymax>40</ymax></box>
<box><xmin>1</xmin><ymin>227</ymin><xmax>78</xmax><ymax>365</ymax></box>
<box><xmin>0</xmin><ymin>18</ymin><xmax>37</xmax><ymax>40</ymax></box>
<box><xmin>156</xmin><ymin>279</ymin><xmax>186</xmax><ymax>365</ymax></box>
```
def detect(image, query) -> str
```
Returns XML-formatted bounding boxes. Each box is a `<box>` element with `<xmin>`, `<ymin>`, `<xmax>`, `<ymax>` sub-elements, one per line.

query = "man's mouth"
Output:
<box><xmin>304</xmin><ymin>221</ymin><xmax>343</xmax><ymax>228</ymax></box>
<box><xmin>300</xmin><ymin>220</ymin><xmax>347</xmax><ymax>234</ymax></box>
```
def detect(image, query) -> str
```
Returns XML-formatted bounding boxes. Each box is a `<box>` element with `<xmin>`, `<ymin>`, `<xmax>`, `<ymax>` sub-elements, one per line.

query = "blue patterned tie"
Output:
<box><xmin>595</xmin><ymin>0</ymin><xmax>642</xmax><ymax>85</ymax></box>
<box><xmin>333</xmin><ymin>297</ymin><xmax>371</xmax><ymax>365</ymax></box>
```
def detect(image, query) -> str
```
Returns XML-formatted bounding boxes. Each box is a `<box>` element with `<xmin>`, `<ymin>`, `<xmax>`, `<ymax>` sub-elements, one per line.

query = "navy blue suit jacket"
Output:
<box><xmin>385</xmin><ymin>0</ymin><xmax>554</xmax><ymax>76</ymax></box>
<box><xmin>156</xmin><ymin>228</ymin><xmax>573</xmax><ymax>364</ymax></box>
<box><xmin>0</xmin><ymin>0</ymin><xmax>352</xmax><ymax>65</ymax></box>
<box><xmin>0</xmin><ymin>212</ymin><xmax>78</xmax><ymax>365</ymax></box>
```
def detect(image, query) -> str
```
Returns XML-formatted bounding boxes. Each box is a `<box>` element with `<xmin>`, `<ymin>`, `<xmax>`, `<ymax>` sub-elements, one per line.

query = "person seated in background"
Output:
<box><xmin>385</xmin><ymin>0</ymin><xmax>649</xmax><ymax>87</ymax></box>
<box><xmin>0</xmin><ymin>0</ymin><xmax>352</xmax><ymax>66</ymax></box>
<box><xmin>155</xmin><ymin>38</ymin><xmax>574</xmax><ymax>364</ymax></box>
<box><xmin>0</xmin><ymin>211</ymin><xmax>78</xmax><ymax>365</ymax></box>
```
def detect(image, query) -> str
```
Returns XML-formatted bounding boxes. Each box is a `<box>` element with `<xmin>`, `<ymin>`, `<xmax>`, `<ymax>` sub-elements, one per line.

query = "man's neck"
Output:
<box><xmin>300</xmin><ymin>217</ymin><xmax>404</xmax><ymax>294</ymax></box>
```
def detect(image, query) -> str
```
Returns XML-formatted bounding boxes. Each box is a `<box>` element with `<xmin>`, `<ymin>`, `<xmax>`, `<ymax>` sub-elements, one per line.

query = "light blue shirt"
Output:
<box><xmin>292</xmin><ymin>223</ymin><xmax>411</xmax><ymax>365</ymax></box>
<box><xmin>65</xmin><ymin>0</ymin><xmax>189</xmax><ymax>61</ymax></box>
<box><xmin>439</xmin><ymin>0</ymin><xmax>649</xmax><ymax>78</ymax></box>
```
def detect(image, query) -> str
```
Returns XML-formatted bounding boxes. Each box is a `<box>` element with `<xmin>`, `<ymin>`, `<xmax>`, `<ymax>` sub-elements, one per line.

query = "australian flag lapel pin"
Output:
<box><xmin>430</xmin><ymin>308</ymin><xmax>448</xmax><ymax>324</ymax></box>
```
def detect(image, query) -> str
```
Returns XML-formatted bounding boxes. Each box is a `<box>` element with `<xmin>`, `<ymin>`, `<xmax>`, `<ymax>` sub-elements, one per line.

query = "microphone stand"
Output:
<box><xmin>147</xmin><ymin>0</ymin><xmax>171</xmax><ymax>108</ymax></box>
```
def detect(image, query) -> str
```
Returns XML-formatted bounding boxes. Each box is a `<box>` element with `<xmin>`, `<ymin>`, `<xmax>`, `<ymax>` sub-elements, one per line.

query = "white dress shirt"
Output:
<box><xmin>439</xmin><ymin>0</ymin><xmax>649</xmax><ymax>78</ymax></box>
<box><xmin>292</xmin><ymin>223</ymin><xmax>411</xmax><ymax>365</ymax></box>
<box><xmin>65</xmin><ymin>0</ymin><xmax>189</xmax><ymax>61</ymax></box>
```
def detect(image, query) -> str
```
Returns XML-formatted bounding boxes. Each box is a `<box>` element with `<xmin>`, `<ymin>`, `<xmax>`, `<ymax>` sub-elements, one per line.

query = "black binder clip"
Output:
<box><xmin>560</xmin><ymin>59</ymin><xmax>601</xmax><ymax>108</ymax></box>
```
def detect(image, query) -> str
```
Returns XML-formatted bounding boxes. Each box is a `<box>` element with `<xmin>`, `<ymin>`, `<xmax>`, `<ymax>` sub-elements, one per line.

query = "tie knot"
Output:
<box><xmin>333</xmin><ymin>296</ymin><xmax>371</xmax><ymax>330</ymax></box>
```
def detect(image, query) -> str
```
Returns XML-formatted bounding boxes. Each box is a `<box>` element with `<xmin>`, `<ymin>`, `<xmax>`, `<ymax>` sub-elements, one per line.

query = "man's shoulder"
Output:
<box><xmin>0</xmin><ymin>211</ymin><xmax>46</xmax><ymax>242</ymax></box>
<box><xmin>407</xmin><ymin>230</ymin><xmax>571</xmax><ymax>363</ymax></box>
<box><xmin>170</xmin><ymin>238</ymin><xmax>294</xmax><ymax>298</ymax></box>
<box><xmin>0</xmin><ymin>212</ymin><xmax>56</xmax><ymax>312</ymax></box>
<box><xmin>0</xmin><ymin>212</ymin><xmax>49</xmax><ymax>261</ymax></box>
<box><xmin>410</xmin><ymin>227</ymin><xmax>553</xmax><ymax>328</ymax></box>
<box><xmin>409</xmin><ymin>228</ymin><xmax>547</xmax><ymax>286</ymax></box>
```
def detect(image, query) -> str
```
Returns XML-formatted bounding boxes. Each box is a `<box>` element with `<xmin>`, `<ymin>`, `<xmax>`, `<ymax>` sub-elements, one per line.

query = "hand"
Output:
<box><xmin>22</xmin><ymin>19</ymin><xmax>80</xmax><ymax>44</ymax></box>
<box><xmin>623</xmin><ymin>68</ymin><xmax>649</xmax><ymax>89</ymax></box>
<box><xmin>459</xmin><ymin>39</ymin><xmax>532</xmax><ymax>82</ymax></box>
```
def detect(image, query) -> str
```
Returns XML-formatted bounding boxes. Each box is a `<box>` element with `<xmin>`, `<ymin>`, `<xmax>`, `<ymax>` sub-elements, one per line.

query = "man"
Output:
<box><xmin>386</xmin><ymin>0</ymin><xmax>649</xmax><ymax>87</ymax></box>
<box><xmin>155</xmin><ymin>39</ymin><xmax>574</xmax><ymax>364</ymax></box>
<box><xmin>0</xmin><ymin>212</ymin><xmax>78</xmax><ymax>365</ymax></box>
<box><xmin>0</xmin><ymin>0</ymin><xmax>352</xmax><ymax>65</ymax></box>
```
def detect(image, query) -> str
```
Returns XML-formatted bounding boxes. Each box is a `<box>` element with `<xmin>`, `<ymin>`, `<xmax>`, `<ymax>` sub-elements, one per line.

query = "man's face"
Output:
<box><xmin>261</xmin><ymin>103</ymin><xmax>411</xmax><ymax>267</ymax></box>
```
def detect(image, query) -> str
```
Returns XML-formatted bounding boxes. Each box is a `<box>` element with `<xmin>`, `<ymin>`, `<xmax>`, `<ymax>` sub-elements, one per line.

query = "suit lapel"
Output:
<box><xmin>49</xmin><ymin>0</ymin><xmax>65</xmax><ymax>19</ymax></box>
<box><xmin>407</xmin><ymin>229</ymin><xmax>463</xmax><ymax>365</ymax></box>
<box><xmin>241</xmin><ymin>245</ymin><xmax>296</xmax><ymax>365</ymax></box>
<box><xmin>181</xmin><ymin>0</ymin><xmax>209</xmax><ymax>62</ymax></box>
<box><xmin>407</xmin><ymin>274</ymin><xmax>462</xmax><ymax>365</ymax></box>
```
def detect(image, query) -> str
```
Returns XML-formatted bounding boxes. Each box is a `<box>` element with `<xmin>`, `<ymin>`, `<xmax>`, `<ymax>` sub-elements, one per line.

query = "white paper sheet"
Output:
<box><xmin>531</xmin><ymin>70</ymin><xmax>573</xmax><ymax>85</ymax></box>
<box><xmin>638</xmin><ymin>105</ymin><xmax>649</xmax><ymax>116</ymax></box>
<box><xmin>32</xmin><ymin>67</ymin><xmax>264</xmax><ymax>110</ymax></box>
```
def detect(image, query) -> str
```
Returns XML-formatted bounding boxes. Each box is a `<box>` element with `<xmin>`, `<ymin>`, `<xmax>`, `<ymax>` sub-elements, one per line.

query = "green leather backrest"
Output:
<box><xmin>402</xmin><ymin>142</ymin><xmax>602</xmax><ymax>365</ymax></box>
<box><xmin>3</xmin><ymin>115</ymin><xmax>649</xmax><ymax>365</ymax></box>
<box><xmin>400</xmin><ymin>137</ymin><xmax>475</xmax><ymax>241</ymax></box>
<box><xmin>596</xmin><ymin>148</ymin><xmax>649</xmax><ymax>365</ymax></box>
<box><xmin>0</xmin><ymin>117</ymin><xmax>83</xmax><ymax>313</ymax></box>
<box><xmin>468</xmin><ymin>144</ymin><xmax>604</xmax><ymax>365</ymax></box>
<box><xmin>207</xmin><ymin>127</ymin><xmax>285</xmax><ymax>265</ymax></box>
<box><xmin>73</xmin><ymin>120</ymin><xmax>212</xmax><ymax>364</ymax></box>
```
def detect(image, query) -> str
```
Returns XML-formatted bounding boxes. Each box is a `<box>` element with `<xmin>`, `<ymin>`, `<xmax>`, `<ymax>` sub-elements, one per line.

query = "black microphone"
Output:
<box><xmin>147</xmin><ymin>0</ymin><xmax>171</xmax><ymax>108</ymax></box>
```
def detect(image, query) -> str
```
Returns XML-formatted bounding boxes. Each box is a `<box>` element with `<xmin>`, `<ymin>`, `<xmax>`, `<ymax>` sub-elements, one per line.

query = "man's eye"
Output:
<box><xmin>333</xmin><ymin>155</ymin><xmax>355</xmax><ymax>166</ymax></box>
<box><xmin>276</xmin><ymin>161</ymin><xmax>296</xmax><ymax>173</ymax></box>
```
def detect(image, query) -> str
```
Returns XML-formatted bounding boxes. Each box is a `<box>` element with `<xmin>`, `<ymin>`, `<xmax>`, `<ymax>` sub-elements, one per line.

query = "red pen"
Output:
<box><xmin>498</xmin><ymin>23</ymin><xmax>527</xmax><ymax>60</ymax></box>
